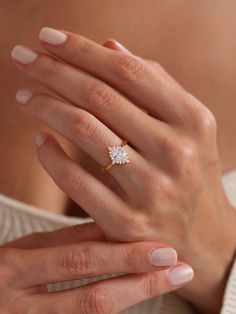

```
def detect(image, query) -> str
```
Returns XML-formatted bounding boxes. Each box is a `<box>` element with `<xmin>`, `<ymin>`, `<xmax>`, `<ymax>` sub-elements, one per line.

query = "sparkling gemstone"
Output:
<box><xmin>108</xmin><ymin>146</ymin><xmax>130</xmax><ymax>165</ymax></box>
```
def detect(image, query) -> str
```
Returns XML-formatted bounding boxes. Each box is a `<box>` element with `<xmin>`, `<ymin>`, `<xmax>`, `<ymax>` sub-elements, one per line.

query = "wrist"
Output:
<box><xmin>179</xmin><ymin>203</ymin><xmax>236</xmax><ymax>313</ymax></box>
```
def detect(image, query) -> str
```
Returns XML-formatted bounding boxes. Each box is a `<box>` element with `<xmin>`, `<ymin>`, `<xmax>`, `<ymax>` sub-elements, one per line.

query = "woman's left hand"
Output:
<box><xmin>11</xmin><ymin>27</ymin><xmax>236</xmax><ymax>313</ymax></box>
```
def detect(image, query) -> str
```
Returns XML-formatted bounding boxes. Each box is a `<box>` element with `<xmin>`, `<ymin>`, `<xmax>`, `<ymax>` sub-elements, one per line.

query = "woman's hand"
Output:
<box><xmin>0</xmin><ymin>223</ymin><xmax>193</xmax><ymax>314</ymax></box>
<box><xmin>11</xmin><ymin>27</ymin><xmax>236</xmax><ymax>312</ymax></box>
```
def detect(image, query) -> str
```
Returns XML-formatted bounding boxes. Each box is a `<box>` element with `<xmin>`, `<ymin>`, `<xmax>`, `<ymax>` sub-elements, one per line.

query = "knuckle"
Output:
<box><xmin>178</xmin><ymin>143</ymin><xmax>195</xmax><ymax>161</ymax></box>
<box><xmin>167</xmin><ymin>144</ymin><xmax>202</xmax><ymax>194</ymax></box>
<box><xmin>159</xmin><ymin>136</ymin><xmax>178</xmax><ymax>157</ymax></box>
<box><xmin>175</xmin><ymin>144</ymin><xmax>197</xmax><ymax>176</ymax></box>
<box><xmin>196</xmin><ymin>107</ymin><xmax>217</xmax><ymax>135</ymax></box>
<box><xmin>161</xmin><ymin>136</ymin><xmax>195</xmax><ymax>163</ymax></box>
<box><xmin>70</xmin><ymin>113</ymin><xmax>99</xmax><ymax>143</ymax></box>
<box><xmin>113</xmin><ymin>55</ymin><xmax>147</xmax><ymax>82</ymax></box>
<box><xmin>37</xmin><ymin>55</ymin><xmax>57</xmax><ymax>80</ymax></box>
<box><xmin>78</xmin><ymin>37</ymin><xmax>93</xmax><ymax>54</ymax></box>
<box><xmin>57</xmin><ymin>247</ymin><xmax>96</xmax><ymax>278</ymax></box>
<box><xmin>187</xmin><ymin>93</ymin><xmax>217</xmax><ymax>137</ymax></box>
<box><xmin>143</xmin><ymin>272</ymin><xmax>163</xmax><ymax>298</ymax></box>
<box><xmin>58</xmin><ymin>168</ymin><xmax>84</xmax><ymax>197</ymax></box>
<box><xmin>82</xmin><ymin>286</ymin><xmax>114</xmax><ymax>314</ymax></box>
<box><xmin>119</xmin><ymin>213</ymin><xmax>149</xmax><ymax>242</ymax></box>
<box><xmin>67</xmin><ymin>38</ymin><xmax>92</xmax><ymax>61</ymax></box>
<box><xmin>158</xmin><ymin>136</ymin><xmax>202</xmax><ymax>181</ymax></box>
<box><xmin>122</xmin><ymin>245</ymin><xmax>144</xmax><ymax>272</ymax></box>
<box><xmin>85</xmin><ymin>82</ymin><xmax>117</xmax><ymax>110</ymax></box>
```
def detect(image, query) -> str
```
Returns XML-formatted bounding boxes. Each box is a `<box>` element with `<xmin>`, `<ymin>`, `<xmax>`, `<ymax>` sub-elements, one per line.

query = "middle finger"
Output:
<box><xmin>11</xmin><ymin>45</ymin><xmax>167</xmax><ymax>155</ymax></box>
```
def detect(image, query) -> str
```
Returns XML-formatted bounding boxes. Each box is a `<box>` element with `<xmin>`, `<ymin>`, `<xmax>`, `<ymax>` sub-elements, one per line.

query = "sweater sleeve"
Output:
<box><xmin>221</xmin><ymin>258</ymin><xmax>236</xmax><ymax>313</ymax></box>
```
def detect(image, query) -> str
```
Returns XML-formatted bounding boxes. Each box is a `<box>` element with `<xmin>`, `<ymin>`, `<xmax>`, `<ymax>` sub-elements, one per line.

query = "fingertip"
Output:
<box><xmin>16</xmin><ymin>88</ymin><xmax>34</xmax><ymax>105</ymax></box>
<box><xmin>168</xmin><ymin>264</ymin><xmax>194</xmax><ymax>288</ymax></box>
<box><xmin>149</xmin><ymin>247</ymin><xmax>178</xmax><ymax>267</ymax></box>
<box><xmin>35</xmin><ymin>132</ymin><xmax>48</xmax><ymax>147</ymax></box>
<box><xmin>103</xmin><ymin>38</ymin><xmax>132</xmax><ymax>54</ymax></box>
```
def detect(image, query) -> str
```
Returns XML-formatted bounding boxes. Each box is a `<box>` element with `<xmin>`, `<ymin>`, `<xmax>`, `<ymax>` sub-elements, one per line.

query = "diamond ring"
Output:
<box><xmin>101</xmin><ymin>139</ymin><xmax>130</xmax><ymax>172</ymax></box>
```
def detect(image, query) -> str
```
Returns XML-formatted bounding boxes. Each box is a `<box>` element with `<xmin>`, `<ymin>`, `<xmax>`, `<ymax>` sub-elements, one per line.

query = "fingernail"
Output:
<box><xmin>35</xmin><ymin>133</ymin><xmax>47</xmax><ymax>147</ymax></box>
<box><xmin>106</xmin><ymin>39</ymin><xmax>131</xmax><ymax>54</ymax></box>
<box><xmin>16</xmin><ymin>89</ymin><xmax>33</xmax><ymax>104</ymax></box>
<box><xmin>39</xmin><ymin>27</ymin><xmax>68</xmax><ymax>45</ymax></box>
<box><xmin>168</xmin><ymin>265</ymin><xmax>194</xmax><ymax>287</ymax></box>
<box><xmin>149</xmin><ymin>247</ymin><xmax>177</xmax><ymax>267</ymax></box>
<box><xmin>11</xmin><ymin>45</ymin><xmax>38</xmax><ymax>65</ymax></box>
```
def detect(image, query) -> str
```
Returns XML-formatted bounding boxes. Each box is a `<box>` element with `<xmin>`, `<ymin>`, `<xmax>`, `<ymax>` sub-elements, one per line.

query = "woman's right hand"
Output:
<box><xmin>0</xmin><ymin>223</ymin><xmax>193</xmax><ymax>313</ymax></box>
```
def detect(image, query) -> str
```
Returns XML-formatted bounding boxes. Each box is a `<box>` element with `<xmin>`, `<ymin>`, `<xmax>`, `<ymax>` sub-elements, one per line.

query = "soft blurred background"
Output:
<box><xmin>1</xmin><ymin>0</ymin><xmax>236</xmax><ymax>216</ymax></box>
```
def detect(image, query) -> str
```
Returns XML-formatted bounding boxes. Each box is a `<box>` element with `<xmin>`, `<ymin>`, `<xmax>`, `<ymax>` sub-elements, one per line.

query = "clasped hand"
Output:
<box><xmin>6</xmin><ymin>27</ymin><xmax>236</xmax><ymax>313</ymax></box>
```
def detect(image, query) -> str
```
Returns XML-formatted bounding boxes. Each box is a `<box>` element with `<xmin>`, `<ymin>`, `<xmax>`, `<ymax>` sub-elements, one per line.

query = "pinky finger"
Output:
<box><xmin>35</xmin><ymin>132</ymin><xmax>134</xmax><ymax>241</ymax></box>
<box><xmin>35</xmin><ymin>263</ymin><xmax>194</xmax><ymax>314</ymax></box>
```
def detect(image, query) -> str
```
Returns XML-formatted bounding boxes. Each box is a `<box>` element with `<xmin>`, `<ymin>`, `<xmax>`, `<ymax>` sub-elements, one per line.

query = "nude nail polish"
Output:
<box><xmin>16</xmin><ymin>89</ymin><xmax>33</xmax><ymax>104</ymax></box>
<box><xmin>149</xmin><ymin>247</ymin><xmax>177</xmax><ymax>267</ymax></box>
<box><xmin>168</xmin><ymin>265</ymin><xmax>194</xmax><ymax>287</ymax></box>
<box><xmin>35</xmin><ymin>133</ymin><xmax>47</xmax><ymax>147</ymax></box>
<box><xmin>11</xmin><ymin>45</ymin><xmax>38</xmax><ymax>65</ymax></box>
<box><xmin>112</xmin><ymin>40</ymin><xmax>131</xmax><ymax>53</ymax></box>
<box><xmin>106</xmin><ymin>39</ymin><xmax>131</xmax><ymax>54</ymax></box>
<box><xmin>39</xmin><ymin>27</ymin><xmax>68</xmax><ymax>45</ymax></box>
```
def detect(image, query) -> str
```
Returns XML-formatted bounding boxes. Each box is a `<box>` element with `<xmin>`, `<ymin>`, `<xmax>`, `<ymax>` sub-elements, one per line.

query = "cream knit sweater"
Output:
<box><xmin>1</xmin><ymin>169</ymin><xmax>236</xmax><ymax>313</ymax></box>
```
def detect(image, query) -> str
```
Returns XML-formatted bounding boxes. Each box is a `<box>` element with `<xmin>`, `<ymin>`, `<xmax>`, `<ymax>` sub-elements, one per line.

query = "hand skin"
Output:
<box><xmin>11</xmin><ymin>28</ymin><xmax>236</xmax><ymax>313</ymax></box>
<box><xmin>0</xmin><ymin>223</ymin><xmax>194</xmax><ymax>314</ymax></box>
<box><xmin>105</xmin><ymin>40</ymin><xmax>236</xmax><ymax>314</ymax></box>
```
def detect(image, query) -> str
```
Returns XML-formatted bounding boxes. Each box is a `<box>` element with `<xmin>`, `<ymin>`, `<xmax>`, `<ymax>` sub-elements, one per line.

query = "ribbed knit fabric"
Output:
<box><xmin>0</xmin><ymin>169</ymin><xmax>236</xmax><ymax>313</ymax></box>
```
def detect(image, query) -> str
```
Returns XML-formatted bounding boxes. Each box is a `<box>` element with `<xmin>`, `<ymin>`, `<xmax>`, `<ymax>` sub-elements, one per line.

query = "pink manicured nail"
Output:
<box><xmin>35</xmin><ymin>133</ymin><xmax>47</xmax><ymax>147</ymax></box>
<box><xmin>39</xmin><ymin>27</ymin><xmax>68</xmax><ymax>45</ymax></box>
<box><xmin>149</xmin><ymin>247</ymin><xmax>177</xmax><ymax>267</ymax></box>
<box><xmin>168</xmin><ymin>265</ymin><xmax>194</xmax><ymax>287</ymax></box>
<box><xmin>11</xmin><ymin>45</ymin><xmax>38</xmax><ymax>65</ymax></box>
<box><xmin>16</xmin><ymin>89</ymin><xmax>33</xmax><ymax>104</ymax></box>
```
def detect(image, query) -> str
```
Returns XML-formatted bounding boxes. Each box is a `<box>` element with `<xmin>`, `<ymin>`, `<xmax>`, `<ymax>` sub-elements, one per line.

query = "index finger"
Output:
<box><xmin>5</xmin><ymin>241</ymin><xmax>178</xmax><ymax>289</ymax></box>
<box><xmin>38</xmin><ymin>27</ymin><xmax>190</xmax><ymax>123</ymax></box>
